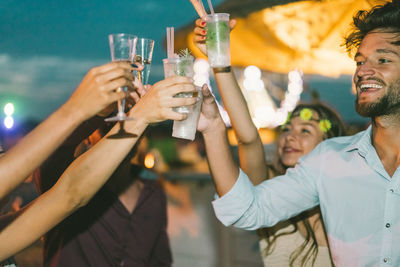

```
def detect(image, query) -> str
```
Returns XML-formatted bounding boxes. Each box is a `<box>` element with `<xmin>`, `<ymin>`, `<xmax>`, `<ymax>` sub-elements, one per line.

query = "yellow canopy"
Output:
<box><xmin>186</xmin><ymin>0</ymin><xmax>383</xmax><ymax>77</ymax></box>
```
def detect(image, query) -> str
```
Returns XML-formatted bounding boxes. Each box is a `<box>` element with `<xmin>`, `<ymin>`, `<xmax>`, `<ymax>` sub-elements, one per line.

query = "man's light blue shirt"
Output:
<box><xmin>212</xmin><ymin>126</ymin><xmax>400</xmax><ymax>266</ymax></box>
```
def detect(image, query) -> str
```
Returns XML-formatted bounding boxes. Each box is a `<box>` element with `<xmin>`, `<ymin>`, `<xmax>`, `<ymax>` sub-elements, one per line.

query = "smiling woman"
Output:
<box><xmin>256</xmin><ymin>103</ymin><xmax>345</xmax><ymax>267</ymax></box>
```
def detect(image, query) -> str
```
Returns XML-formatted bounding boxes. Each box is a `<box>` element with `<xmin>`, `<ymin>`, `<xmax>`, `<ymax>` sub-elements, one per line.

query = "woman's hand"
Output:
<box><xmin>193</xmin><ymin>18</ymin><xmax>237</xmax><ymax>57</ymax></box>
<box><xmin>64</xmin><ymin>61</ymin><xmax>138</xmax><ymax>120</ymax></box>
<box><xmin>197</xmin><ymin>84</ymin><xmax>225</xmax><ymax>134</ymax></box>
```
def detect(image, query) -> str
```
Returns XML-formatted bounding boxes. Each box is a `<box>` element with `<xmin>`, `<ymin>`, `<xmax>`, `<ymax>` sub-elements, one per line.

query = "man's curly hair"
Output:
<box><xmin>344</xmin><ymin>0</ymin><xmax>400</xmax><ymax>56</ymax></box>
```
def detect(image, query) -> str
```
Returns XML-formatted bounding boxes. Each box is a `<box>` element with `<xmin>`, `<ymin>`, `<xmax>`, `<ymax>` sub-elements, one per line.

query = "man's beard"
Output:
<box><xmin>355</xmin><ymin>80</ymin><xmax>400</xmax><ymax>117</ymax></box>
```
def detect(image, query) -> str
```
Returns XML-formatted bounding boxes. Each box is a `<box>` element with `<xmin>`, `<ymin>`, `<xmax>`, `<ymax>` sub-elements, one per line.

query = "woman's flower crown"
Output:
<box><xmin>283</xmin><ymin>108</ymin><xmax>332</xmax><ymax>133</ymax></box>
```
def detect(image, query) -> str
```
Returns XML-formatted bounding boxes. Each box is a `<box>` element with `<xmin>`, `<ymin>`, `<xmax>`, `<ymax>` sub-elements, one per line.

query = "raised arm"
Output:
<box><xmin>0</xmin><ymin>61</ymin><xmax>135</xmax><ymax>198</ymax></box>
<box><xmin>193</xmin><ymin>19</ymin><xmax>267</xmax><ymax>184</ymax></box>
<box><xmin>198</xmin><ymin>85</ymin><xmax>319</xmax><ymax>230</ymax></box>
<box><xmin>197</xmin><ymin>85</ymin><xmax>239</xmax><ymax>196</ymax></box>
<box><xmin>0</xmin><ymin>76</ymin><xmax>197</xmax><ymax>260</ymax></box>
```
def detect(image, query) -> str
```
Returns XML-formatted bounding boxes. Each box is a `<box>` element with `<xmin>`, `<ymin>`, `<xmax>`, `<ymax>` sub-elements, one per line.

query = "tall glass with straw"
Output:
<box><xmin>205</xmin><ymin>0</ymin><xmax>230</xmax><ymax>67</ymax></box>
<box><xmin>189</xmin><ymin>0</ymin><xmax>231</xmax><ymax>67</ymax></box>
<box><xmin>163</xmin><ymin>27</ymin><xmax>202</xmax><ymax>141</ymax></box>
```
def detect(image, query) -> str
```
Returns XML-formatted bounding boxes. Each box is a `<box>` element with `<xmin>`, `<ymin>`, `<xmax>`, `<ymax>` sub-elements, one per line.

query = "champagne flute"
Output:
<box><xmin>105</xmin><ymin>33</ymin><xmax>137</xmax><ymax>122</ymax></box>
<box><xmin>134</xmin><ymin>38</ymin><xmax>155</xmax><ymax>85</ymax></box>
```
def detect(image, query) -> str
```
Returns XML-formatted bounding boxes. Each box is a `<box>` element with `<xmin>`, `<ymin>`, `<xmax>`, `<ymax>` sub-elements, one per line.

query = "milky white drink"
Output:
<box><xmin>172</xmin><ymin>90</ymin><xmax>202</xmax><ymax>141</ymax></box>
<box><xmin>163</xmin><ymin>55</ymin><xmax>202</xmax><ymax>140</ymax></box>
<box><xmin>206</xmin><ymin>13</ymin><xmax>230</xmax><ymax>67</ymax></box>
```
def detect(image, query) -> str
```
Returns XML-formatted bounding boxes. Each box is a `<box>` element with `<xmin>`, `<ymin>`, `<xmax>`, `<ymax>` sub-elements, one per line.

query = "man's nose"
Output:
<box><xmin>355</xmin><ymin>61</ymin><xmax>375</xmax><ymax>80</ymax></box>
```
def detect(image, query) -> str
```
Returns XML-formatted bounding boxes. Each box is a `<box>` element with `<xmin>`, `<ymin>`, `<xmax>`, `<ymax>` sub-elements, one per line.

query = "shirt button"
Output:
<box><xmin>386</xmin><ymin>223</ymin><xmax>391</xmax><ymax>228</ymax></box>
<box><xmin>383</xmin><ymin>258</ymin><xmax>388</xmax><ymax>263</ymax></box>
<box><xmin>390</xmin><ymin>189</ymin><xmax>394</xmax><ymax>193</ymax></box>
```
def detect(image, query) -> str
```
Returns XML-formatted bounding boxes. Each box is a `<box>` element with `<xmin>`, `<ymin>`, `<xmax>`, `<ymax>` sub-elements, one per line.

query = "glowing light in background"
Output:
<box><xmin>4</xmin><ymin>103</ymin><xmax>14</xmax><ymax>116</ymax></box>
<box><xmin>144</xmin><ymin>153</ymin><xmax>155</xmax><ymax>169</ymax></box>
<box><xmin>244</xmin><ymin>65</ymin><xmax>262</xmax><ymax>80</ymax></box>
<box><xmin>241</xmin><ymin>67</ymin><xmax>303</xmax><ymax>128</ymax></box>
<box><xmin>242</xmin><ymin>66</ymin><xmax>276</xmax><ymax>128</ymax></box>
<box><xmin>4</xmin><ymin>116</ymin><xmax>14</xmax><ymax>129</ymax></box>
<box><xmin>3</xmin><ymin>102</ymin><xmax>15</xmax><ymax>129</ymax></box>
<box><xmin>193</xmin><ymin>58</ymin><xmax>210</xmax><ymax>87</ymax></box>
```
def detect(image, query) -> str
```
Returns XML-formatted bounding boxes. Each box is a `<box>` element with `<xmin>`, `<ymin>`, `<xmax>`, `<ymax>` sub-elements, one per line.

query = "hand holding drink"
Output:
<box><xmin>189</xmin><ymin>0</ymin><xmax>233</xmax><ymax>67</ymax></box>
<box><xmin>164</xmin><ymin>27</ymin><xmax>202</xmax><ymax>141</ymax></box>
<box><xmin>193</xmin><ymin>17</ymin><xmax>237</xmax><ymax>63</ymax></box>
<box><xmin>163</xmin><ymin>50</ymin><xmax>202</xmax><ymax>141</ymax></box>
<box><xmin>163</xmin><ymin>51</ymin><xmax>196</xmax><ymax>114</ymax></box>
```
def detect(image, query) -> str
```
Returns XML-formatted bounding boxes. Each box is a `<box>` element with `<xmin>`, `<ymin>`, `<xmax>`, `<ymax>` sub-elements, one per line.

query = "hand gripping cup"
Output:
<box><xmin>163</xmin><ymin>56</ymin><xmax>195</xmax><ymax>114</ymax></box>
<box><xmin>162</xmin><ymin>55</ymin><xmax>202</xmax><ymax>141</ymax></box>
<box><xmin>205</xmin><ymin>13</ymin><xmax>230</xmax><ymax>67</ymax></box>
<box><xmin>172</xmin><ymin>91</ymin><xmax>202</xmax><ymax>141</ymax></box>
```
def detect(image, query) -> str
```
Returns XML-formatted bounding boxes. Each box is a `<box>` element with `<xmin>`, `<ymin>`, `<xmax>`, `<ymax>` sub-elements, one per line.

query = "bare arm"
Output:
<box><xmin>197</xmin><ymin>85</ymin><xmax>239</xmax><ymax>196</ymax></box>
<box><xmin>0</xmin><ymin>76</ymin><xmax>197</xmax><ymax>260</ymax></box>
<box><xmin>34</xmin><ymin>116</ymin><xmax>105</xmax><ymax>194</ymax></box>
<box><xmin>193</xmin><ymin>19</ymin><xmax>267</xmax><ymax>184</ymax></box>
<box><xmin>0</xmin><ymin>61</ymin><xmax>135</xmax><ymax>198</ymax></box>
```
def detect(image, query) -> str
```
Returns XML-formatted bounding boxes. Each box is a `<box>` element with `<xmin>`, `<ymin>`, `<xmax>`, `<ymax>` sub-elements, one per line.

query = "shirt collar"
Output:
<box><xmin>344</xmin><ymin>125</ymin><xmax>372</xmax><ymax>157</ymax></box>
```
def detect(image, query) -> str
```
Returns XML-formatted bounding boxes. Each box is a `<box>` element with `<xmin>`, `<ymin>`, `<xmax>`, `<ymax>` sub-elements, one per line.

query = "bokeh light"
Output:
<box><xmin>4</xmin><ymin>103</ymin><xmax>14</xmax><ymax>116</ymax></box>
<box><xmin>4</xmin><ymin>116</ymin><xmax>14</xmax><ymax>129</ymax></box>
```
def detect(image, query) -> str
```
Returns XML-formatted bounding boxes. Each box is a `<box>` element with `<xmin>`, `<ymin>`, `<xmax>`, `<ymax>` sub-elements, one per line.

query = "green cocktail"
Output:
<box><xmin>206</xmin><ymin>13</ymin><xmax>230</xmax><ymax>67</ymax></box>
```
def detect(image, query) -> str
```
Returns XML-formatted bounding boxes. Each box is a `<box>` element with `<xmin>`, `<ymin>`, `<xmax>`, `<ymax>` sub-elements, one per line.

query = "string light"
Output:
<box><xmin>242</xmin><ymin>66</ymin><xmax>303</xmax><ymax>128</ymax></box>
<box><xmin>193</xmin><ymin>58</ymin><xmax>210</xmax><ymax>87</ymax></box>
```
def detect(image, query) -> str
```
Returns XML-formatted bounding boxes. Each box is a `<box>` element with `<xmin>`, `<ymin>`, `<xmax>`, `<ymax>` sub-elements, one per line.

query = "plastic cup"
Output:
<box><xmin>163</xmin><ymin>56</ymin><xmax>195</xmax><ymax>113</ymax></box>
<box><xmin>206</xmin><ymin>13</ymin><xmax>230</xmax><ymax>67</ymax></box>
<box><xmin>172</xmin><ymin>91</ymin><xmax>202</xmax><ymax>141</ymax></box>
<box><xmin>162</xmin><ymin>56</ymin><xmax>202</xmax><ymax>141</ymax></box>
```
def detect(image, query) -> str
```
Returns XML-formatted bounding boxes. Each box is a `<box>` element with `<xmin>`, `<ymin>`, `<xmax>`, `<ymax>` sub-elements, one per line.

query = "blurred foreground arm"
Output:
<box><xmin>0</xmin><ymin>76</ymin><xmax>197</xmax><ymax>260</ymax></box>
<box><xmin>0</xmin><ymin>61</ymin><xmax>136</xmax><ymax>198</ymax></box>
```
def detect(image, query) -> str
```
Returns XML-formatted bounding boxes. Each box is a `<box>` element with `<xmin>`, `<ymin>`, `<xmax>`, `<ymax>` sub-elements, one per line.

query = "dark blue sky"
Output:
<box><xmin>0</xmin><ymin>0</ymin><xmax>219</xmax><ymax>60</ymax></box>
<box><xmin>0</xmin><ymin>0</ymin><xmax>367</xmax><ymax>125</ymax></box>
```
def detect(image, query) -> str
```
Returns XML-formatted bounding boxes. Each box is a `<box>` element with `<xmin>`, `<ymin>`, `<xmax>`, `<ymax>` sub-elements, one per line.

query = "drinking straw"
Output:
<box><xmin>166</xmin><ymin>27</ymin><xmax>174</xmax><ymax>59</ymax></box>
<box><xmin>171</xmin><ymin>27</ymin><xmax>175</xmax><ymax>58</ymax></box>
<box><xmin>200</xmin><ymin>0</ymin><xmax>206</xmax><ymax>17</ymax></box>
<box><xmin>207</xmin><ymin>0</ymin><xmax>214</xmax><ymax>15</ymax></box>
<box><xmin>189</xmin><ymin>0</ymin><xmax>207</xmax><ymax>19</ymax></box>
<box><xmin>166</xmin><ymin>27</ymin><xmax>170</xmax><ymax>58</ymax></box>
